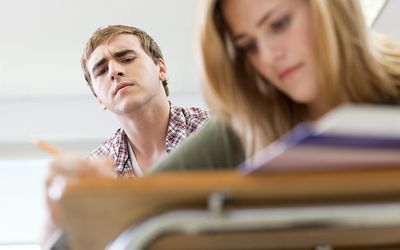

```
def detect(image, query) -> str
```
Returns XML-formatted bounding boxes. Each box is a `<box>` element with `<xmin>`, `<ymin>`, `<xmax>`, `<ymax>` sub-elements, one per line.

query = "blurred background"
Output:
<box><xmin>0</xmin><ymin>0</ymin><xmax>398</xmax><ymax>248</ymax></box>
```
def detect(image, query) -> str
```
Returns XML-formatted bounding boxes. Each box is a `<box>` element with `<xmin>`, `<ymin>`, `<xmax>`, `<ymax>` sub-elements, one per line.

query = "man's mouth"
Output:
<box><xmin>114</xmin><ymin>83</ymin><xmax>133</xmax><ymax>95</ymax></box>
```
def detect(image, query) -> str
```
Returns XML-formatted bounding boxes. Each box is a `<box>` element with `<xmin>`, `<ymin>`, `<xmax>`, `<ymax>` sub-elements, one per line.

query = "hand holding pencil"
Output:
<box><xmin>31</xmin><ymin>136</ymin><xmax>113</xmax><ymax>182</ymax></box>
<box><xmin>34</xmin><ymin>137</ymin><xmax>114</xmax><ymax>249</ymax></box>
<box><xmin>32</xmin><ymin>137</ymin><xmax>113</xmax><ymax>215</ymax></box>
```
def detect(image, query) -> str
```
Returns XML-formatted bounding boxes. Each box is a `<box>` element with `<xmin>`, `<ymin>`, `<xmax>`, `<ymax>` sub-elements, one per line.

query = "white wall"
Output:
<box><xmin>0</xmin><ymin>93</ymin><xmax>206</xmax><ymax>159</ymax></box>
<box><xmin>373</xmin><ymin>0</ymin><xmax>400</xmax><ymax>41</ymax></box>
<box><xmin>0</xmin><ymin>0</ymin><xmax>205</xmax><ymax>159</ymax></box>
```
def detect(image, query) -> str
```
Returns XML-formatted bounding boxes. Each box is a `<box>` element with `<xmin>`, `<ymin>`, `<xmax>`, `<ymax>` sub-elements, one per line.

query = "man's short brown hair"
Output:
<box><xmin>81</xmin><ymin>25</ymin><xmax>169</xmax><ymax>97</ymax></box>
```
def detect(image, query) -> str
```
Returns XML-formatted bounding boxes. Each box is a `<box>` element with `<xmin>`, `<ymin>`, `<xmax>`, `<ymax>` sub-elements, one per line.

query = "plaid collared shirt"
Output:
<box><xmin>88</xmin><ymin>105</ymin><xmax>211</xmax><ymax>178</ymax></box>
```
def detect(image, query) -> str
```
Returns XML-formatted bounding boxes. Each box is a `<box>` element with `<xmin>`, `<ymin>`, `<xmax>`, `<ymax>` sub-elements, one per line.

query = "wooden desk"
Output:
<box><xmin>56</xmin><ymin>168</ymin><xmax>400</xmax><ymax>250</ymax></box>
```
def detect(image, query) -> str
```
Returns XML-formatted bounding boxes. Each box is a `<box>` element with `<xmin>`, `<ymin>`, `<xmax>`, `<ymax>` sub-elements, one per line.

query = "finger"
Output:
<box><xmin>48</xmin><ymin>157</ymin><xmax>93</xmax><ymax>179</ymax></box>
<box><xmin>90</xmin><ymin>157</ymin><xmax>114</xmax><ymax>177</ymax></box>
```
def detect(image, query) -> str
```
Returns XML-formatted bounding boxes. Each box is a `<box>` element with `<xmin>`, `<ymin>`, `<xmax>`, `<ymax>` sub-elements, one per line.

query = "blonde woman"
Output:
<box><xmin>149</xmin><ymin>0</ymin><xmax>400</xmax><ymax>172</ymax></box>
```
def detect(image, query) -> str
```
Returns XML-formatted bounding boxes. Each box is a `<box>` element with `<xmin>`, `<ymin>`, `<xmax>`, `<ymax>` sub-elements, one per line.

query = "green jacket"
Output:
<box><xmin>147</xmin><ymin>119</ymin><xmax>245</xmax><ymax>174</ymax></box>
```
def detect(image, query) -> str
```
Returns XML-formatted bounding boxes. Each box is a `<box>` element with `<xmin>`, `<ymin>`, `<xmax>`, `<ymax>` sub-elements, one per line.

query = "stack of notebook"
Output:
<box><xmin>240</xmin><ymin>104</ymin><xmax>400</xmax><ymax>173</ymax></box>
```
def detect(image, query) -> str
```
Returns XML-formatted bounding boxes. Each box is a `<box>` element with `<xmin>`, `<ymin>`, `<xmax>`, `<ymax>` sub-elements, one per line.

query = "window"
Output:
<box><xmin>0</xmin><ymin>160</ymin><xmax>48</xmax><ymax>249</ymax></box>
<box><xmin>359</xmin><ymin>0</ymin><xmax>387</xmax><ymax>26</ymax></box>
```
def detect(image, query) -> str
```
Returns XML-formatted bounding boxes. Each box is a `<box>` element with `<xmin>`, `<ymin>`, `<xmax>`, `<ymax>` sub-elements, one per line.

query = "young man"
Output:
<box><xmin>81</xmin><ymin>25</ymin><xmax>210</xmax><ymax>177</ymax></box>
<box><xmin>41</xmin><ymin>25</ymin><xmax>210</xmax><ymax>248</ymax></box>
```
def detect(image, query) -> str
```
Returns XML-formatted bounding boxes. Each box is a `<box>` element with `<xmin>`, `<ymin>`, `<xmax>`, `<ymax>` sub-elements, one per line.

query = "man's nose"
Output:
<box><xmin>108</xmin><ymin>62</ymin><xmax>125</xmax><ymax>81</ymax></box>
<box><xmin>110</xmin><ymin>71</ymin><xmax>124</xmax><ymax>82</ymax></box>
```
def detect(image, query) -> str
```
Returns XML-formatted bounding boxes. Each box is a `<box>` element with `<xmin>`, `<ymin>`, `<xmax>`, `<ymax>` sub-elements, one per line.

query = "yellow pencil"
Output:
<box><xmin>31</xmin><ymin>136</ymin><xmax>64</xmax><ymax>157</ymax></box>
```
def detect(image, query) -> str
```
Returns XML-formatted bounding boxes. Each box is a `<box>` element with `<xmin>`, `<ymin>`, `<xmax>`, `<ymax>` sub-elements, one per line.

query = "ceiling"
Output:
<box><xmin>0</xmin><ymin>0</ymin><xmax>201</xmax><ymax>99</ymax></box>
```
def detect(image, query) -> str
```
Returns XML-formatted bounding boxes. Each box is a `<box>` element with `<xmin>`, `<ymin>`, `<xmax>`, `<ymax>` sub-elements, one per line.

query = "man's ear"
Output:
<box><xmin>157</xmin><ymin>58</ymin><xmax>168</xmax><ymax>81</ymax></box>
<box><xmin>96</xmin><ymin>96</ymin><xmax>107</xmax><ymax>111</ymax></box>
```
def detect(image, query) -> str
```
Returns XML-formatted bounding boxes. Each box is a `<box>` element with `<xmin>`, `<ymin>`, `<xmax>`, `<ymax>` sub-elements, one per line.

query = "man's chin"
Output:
<box><xmin>113</xmin><ymin>101</ymin><xmax>143</xmax><ymax>115</ymax></box>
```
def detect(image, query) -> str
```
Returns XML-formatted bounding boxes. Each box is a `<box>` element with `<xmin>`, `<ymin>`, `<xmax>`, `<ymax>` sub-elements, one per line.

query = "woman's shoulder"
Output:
<box><xmin>147</xmin><ymin>119</ymin><xmax>245</xmax><ymax>174</ymax></box>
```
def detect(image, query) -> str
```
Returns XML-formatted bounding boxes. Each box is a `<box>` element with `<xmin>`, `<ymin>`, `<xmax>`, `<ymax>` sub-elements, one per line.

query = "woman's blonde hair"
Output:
<box><xmin>200</xmin><ymin>0</ymin><xmax>400</xmax><ymax>157</ymax></box>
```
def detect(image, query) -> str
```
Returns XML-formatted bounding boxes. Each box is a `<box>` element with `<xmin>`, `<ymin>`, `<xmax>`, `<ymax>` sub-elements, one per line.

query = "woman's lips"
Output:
<box><xmin>279</xmin><ymin>63</ymin><xmax>303</xmax><ymax>80</ymax></box>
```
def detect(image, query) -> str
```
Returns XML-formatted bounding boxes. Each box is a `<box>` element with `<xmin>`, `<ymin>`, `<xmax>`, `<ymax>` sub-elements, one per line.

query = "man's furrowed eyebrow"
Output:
<box><xmin>114</xmin><ymin>49</ymin><xmax>137</xmax><ymax>58</ymax></box>
<box><xmin>91</xmin><ymin>50</ymin><xmax>137</xmax><ymax>74</ymax></box>
<box><xmin>91</xmin><ymin>58</ymin><xmax>106</xmax><ymax>74</ymax></box>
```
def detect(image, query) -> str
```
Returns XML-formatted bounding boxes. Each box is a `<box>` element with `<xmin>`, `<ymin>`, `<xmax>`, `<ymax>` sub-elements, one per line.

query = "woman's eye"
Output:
<box><xmin>240</xmin><ymin>41</ymin><xmax>258</xmax><ymax>55</ymax></box>
<box><xmin>271</xmin><ymin>15</ymin><xmax>291</xmax><ymax>32</ymax></box>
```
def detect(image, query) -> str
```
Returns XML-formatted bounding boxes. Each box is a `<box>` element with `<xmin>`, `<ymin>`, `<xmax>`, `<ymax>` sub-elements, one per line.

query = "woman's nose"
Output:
<box><xmin>258</xmin><ymin>39</ymin><xmax>284</xmax><ymax>66</ymax></box>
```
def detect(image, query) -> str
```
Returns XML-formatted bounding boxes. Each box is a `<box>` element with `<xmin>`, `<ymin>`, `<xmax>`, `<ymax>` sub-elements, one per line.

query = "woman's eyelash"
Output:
<box><xmin>236</xmin><ymin>40</ymin><xmax>257</xmax><ymax>54</ymax></box>
<box><xmin>243</xmin><ymin>42</ymin><xmax>257</xmax><ymax>53</ymax></box>
<box><xmin>271</xmin><ymin>15</ymin><xmax>291</xmax><ymax>31</ymax></box>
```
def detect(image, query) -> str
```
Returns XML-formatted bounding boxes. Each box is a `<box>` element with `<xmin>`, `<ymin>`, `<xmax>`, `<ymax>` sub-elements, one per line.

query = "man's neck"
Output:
<box><xmin>118</xmin><ymin>96</ymin><xmax>170</xmax><ymax>171</ymax></box>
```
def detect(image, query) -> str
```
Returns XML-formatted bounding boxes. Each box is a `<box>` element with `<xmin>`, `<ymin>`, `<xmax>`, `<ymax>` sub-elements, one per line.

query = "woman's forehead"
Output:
<box><xmin>221</xmin><ymin>0</ymin><xmax>285</xmax><ymax>33</ymax></box>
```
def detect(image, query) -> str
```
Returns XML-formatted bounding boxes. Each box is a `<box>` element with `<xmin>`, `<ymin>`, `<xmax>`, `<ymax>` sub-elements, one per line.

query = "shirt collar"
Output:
<box><xmin>165</xmin><ymin>104</ymin><xmax>190</xmax><ymax>152</ymax></box>
<box><xmin>115</xmin><ymin>102</ymin><xmax>187</xmax><ymax>172</ymax></box>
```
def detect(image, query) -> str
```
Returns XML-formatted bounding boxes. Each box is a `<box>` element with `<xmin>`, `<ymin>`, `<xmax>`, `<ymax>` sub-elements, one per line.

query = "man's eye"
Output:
<box><xmin>122</xmin><ymin>57</ymin><xmax>135</xmax><ymax>63</ymax></box>
<box><xmin>271</xmin><ymin>15</ymin><xmax>291</xmax><ymax>32</ymax></box>
<box><xmin>96</xmin><ymin>68</ymin><xmax>107</xmax><ymax>77</ymax></box>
